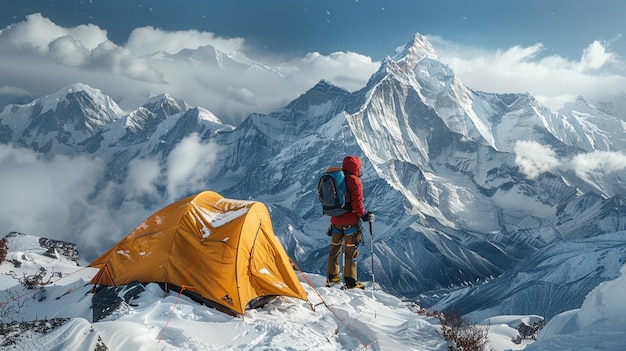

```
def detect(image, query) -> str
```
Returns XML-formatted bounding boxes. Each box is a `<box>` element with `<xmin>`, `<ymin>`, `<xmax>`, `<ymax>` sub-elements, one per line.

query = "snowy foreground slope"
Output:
<box><xmin>0</xmin><ymin>233</ymin><xmax>449</xmax><ymax>351</ymax></box>
<box><xmin>2</xmin><ymin>233</ymin><xmax>626</xmax><ymax>350</ymax></box>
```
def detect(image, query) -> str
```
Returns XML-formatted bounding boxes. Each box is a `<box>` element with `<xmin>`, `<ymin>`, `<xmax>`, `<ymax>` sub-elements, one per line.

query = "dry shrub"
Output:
<box><xmin>416</xmin><ymin>305</ymin><xmax>491</xmax><ymax>351</ymax></box>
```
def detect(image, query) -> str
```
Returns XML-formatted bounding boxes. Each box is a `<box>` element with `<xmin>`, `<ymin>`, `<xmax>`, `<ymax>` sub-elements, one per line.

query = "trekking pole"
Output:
<box><xmin>369</xmin><ymin>221</ymin><xmax>375</xmax><ymax>292</ymax></box>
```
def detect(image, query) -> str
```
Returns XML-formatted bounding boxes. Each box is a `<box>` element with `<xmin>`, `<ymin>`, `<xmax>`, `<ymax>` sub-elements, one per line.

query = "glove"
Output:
<box><xmin>326</xmin><ymin>225</ymin><xmax>333</xmax><ymax>237</ymax></box>
<box><xmin>361</xmin><ymin>212</ymin><xmax>375</xmax><ymax>222</ymax></box>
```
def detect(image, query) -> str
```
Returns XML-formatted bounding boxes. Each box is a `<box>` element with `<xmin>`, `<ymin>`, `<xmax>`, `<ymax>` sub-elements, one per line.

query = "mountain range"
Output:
<box><xmin>1</xmin><ymin>33</ymin><xmax>625</xmax><ymax>322</ymax></box>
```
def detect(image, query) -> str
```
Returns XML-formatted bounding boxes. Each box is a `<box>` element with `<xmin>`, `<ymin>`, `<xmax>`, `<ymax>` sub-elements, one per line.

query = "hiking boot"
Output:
<box><xmin>344</xmin><ymin>277</ymin><xmax>364</xmax><ymax>289</ymax></box>
<box><xmin>326</xmin><ymin>274</ymin><xmax>340</xmax><ymax>287</ymax></box>
<box><xmin>344</xmin><ymin>281</ymin><xmax>364</xmax><ymax>289</ymax></box>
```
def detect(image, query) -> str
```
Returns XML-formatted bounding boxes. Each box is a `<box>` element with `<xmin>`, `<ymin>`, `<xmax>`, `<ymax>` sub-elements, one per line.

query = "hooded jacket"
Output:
<box><xmin>330</xmin><ymin>155</ymin><xmax>366</xmax><ymax>226</ymax></box>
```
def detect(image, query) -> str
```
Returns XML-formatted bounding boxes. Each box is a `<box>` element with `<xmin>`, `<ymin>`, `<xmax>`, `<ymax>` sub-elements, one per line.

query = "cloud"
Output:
<box><xmin>0</xmin><ymin>140</ymin><xmax>223</xmax><ymax>263</ymax></box>
<box><xmin>0</xmin><ymin>144</ymin><xmax>107</xmax><ymax>261</ymax></box>
<box><xmin>514</xmin><ymin>141</ymin><xmax>561</xmax><ymax>180</ymax></box>
<box><xmin>3</xmin><ymin>13</ymin><xmax>624</xmax><ymax>128</ymax></box>
<box><xmin>514</xmin><ymin>141</ymin><xmax>626</xmax><ymax>185</ymax></box>
<box><xmin>124</xmin><ymin>158</ymin><xmax>161</xmax><ymax>198</ymax></box>
<box><xmin>137</xmin><ymin>48</ymin><xmax>377</xmax><ymax>124</ymax></box>
<box><xmin>126</xmin><ymin>26</ymin><xmax>247</xmax><ymax>56</ymax></box>
<box><xmin>277</xmin><ymin>51</ymin><xmax>379</xmax><ymax>91</ymax></box>
<box><xmin>165</xmin><ymin>133</ymin><xmax>219</xmax><ymax>201</ymax></box>
<box><xmin>568</xmin><ymin>150</ymin><xmax>626</xmax><ymax>181</ymax></box>
<box><xmin>0</xmin><ymin>146</ymin><xmax>159</xmax><ymax>264</ymax></box>
<box><xmin>430</xmin><ymin>36</ymin><xmax>626</xmax><ymax>111</ymax></box>
<box><xmin>0</xmin><ymin>86</ymin><xmax>32</xmax><ymax>96</ymax></box>
<box><xmin>87</xmin><ymin>41</ymin><xmax>165</xmax><ymax>82</ymax></box>
<box><xmin>0</xmin><ymin>145</ymin><xmax>104</xmax><ymax>225</ymax></box>
<box><xmin>579</xmin><ymin>40</ymin><xmax>618</xmax><ymax>71</ymax></box>
<box><xmin>0</xmin><ymin>13</ymin><xmax>378</xmax><ymax>125</ymax></box>
<box><xmin>49</xmin><ymin>35</ymin><xmax>90</xmax><ymax>66</ymax></box>
<box><xmin>0</xmin><ymin>13</ymin><xmax>165</xmax><ymax>87</ymax></box>
<box><xmin>0</xmin><ymin>13</ymin><xmax>108</xmax><ymax>52</ymax></box>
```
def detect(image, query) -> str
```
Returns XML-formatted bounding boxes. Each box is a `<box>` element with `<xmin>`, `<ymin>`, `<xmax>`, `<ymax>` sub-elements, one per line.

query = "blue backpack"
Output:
<box><xmin>317</xmin><ymin>167</ymin><xmax>351</xmax><ymax>216</ymax></box>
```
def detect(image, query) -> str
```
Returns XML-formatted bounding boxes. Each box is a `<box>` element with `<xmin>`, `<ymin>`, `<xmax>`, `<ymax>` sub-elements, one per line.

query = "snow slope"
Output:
<box><xmin>525</xmin><ymin>263</ymin><xmax>626</xmax><ymax>350</ymax></box>
<box><xmin>0</xmin><ymin>233</ymin><xmax>550</xmax><ymax>351</ymax></box>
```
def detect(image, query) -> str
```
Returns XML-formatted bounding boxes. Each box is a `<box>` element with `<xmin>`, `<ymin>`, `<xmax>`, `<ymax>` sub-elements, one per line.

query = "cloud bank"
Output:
<box><xmin>0</xmin><ymin>13</ymin><xmax>379</xmax><ymax>125</ymax></box>
<box><xmin>514</xmin><ymin>140</ymin><xmax>626</xmax><ymax>186</ymax></box>
<box><xmin>0</xmin><ymin>135</ymin><xmax>219</xmax><ymax>263</ymax></box>
<box><xmin>2</xmin><ymin>14</ymin><xmax>624</xmax><ymax>126</ymax></box>
<box><xmin>430</xmin><ymin>36</ymin><xmax>626</xmax><ymax>111</ymax></box>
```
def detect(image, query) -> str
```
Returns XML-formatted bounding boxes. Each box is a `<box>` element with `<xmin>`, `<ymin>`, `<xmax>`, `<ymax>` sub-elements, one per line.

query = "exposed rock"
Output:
<box><xmin>38</xmin><ymin>237</ymin><xmax>80</xmax><ymax>265</ymax></box>
<box><xmin>517</xmin><ymin>319</ymin><xmax>544</xmax><ymax>340</ymax></box>
<box><xmin>0</xmin><ymin>318</ymin><xmax>107</xmax><ymax>350</ymax></box>
<box><xmin>92</xmin><ymin>281</ymin><xmax>145</xmax><ymax>322</ymax></box>
<box><xmin>3</xmin><ymin>232</ymin><xmax>80</xmax><ymax>265</ymax></box>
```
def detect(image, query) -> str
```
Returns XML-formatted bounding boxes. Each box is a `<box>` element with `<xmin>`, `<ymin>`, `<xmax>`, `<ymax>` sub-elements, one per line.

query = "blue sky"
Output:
<box><xmin>2</xmin><ymin>0</ymin><xmax>625</xmax><ymax>61</ymax></box>
<box><xmin>0</xmin><ymin>0</ymin><xmax>625</xmax><ymax>124</ymax></box>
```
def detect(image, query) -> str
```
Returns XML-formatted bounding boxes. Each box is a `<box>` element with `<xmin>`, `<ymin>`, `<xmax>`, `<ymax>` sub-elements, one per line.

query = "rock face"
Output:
<box><xmin>38</xmin><ymin>237</ymin><xmax>80</xmax><ymax>265</ymax></box>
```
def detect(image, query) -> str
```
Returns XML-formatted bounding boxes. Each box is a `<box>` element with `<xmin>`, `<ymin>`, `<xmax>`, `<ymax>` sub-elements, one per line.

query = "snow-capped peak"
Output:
<box><xmin>15</xmin><ymin>83</ymin><xmax>124</xmax><ymax>137</ymax></box>
<box><xmin>31</xmin><ymin>83</ymin><xmax>114</xmax><ymax>114</ymax></box>
<box><xmin>390</xmin><ymin>33</ymin><xmax>439</xmax><ymax>70</ymax></box>
<box><xmin>142</xmin><ymin>93</ymin><xmax>188</xmax><ymax>115</ymax></box>
<box><xmin>197</xmin><ymin>106</ymin><xmax>225</xmax><ymax>124</ymax></box>
<box><xmin>361</xmin><ymin>34</ymin><xmax>440</xmax><ymax>95</ymax></box>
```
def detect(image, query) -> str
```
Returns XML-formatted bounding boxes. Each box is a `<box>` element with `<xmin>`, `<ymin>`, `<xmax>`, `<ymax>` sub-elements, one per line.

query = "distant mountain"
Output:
<box><xmin>0</xmin><ymin>83</ymin><xmax>124</xmax><ymax>154</ymax></box>
<box><xmin>589</xmin><ymin>91</ymin><xmax>626</xmax><ymax>122</ymax></box>
<box><xmin>149</xmin><ymin>43</ymin><xmax>280</xmax><ymax>74</ymax></box>
<box><xmin>1</xmin><ymin>33</ymin><xmax>625</xmax><ymax>321</ymax></box>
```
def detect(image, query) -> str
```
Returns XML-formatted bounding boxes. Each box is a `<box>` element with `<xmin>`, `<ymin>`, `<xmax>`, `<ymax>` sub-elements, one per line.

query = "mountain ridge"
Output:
<box><xmin>1</xmin><ymin>33</ymin><xmax>625</xmax><ymax>321</ymax></box>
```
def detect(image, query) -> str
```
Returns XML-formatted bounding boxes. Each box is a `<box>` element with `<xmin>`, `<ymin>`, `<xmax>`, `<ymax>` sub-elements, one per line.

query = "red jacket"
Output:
<box><xmin>331</xmin><ymin>155</ymin><xmax>366</xmax><ymax>226</ymax></box>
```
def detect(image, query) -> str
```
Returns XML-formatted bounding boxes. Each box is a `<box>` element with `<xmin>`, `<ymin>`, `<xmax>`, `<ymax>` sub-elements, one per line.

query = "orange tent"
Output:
<box><xmin>89</xmin><ymin>191</ymin><xmax>308</xmax><ymax>316</ymax></box>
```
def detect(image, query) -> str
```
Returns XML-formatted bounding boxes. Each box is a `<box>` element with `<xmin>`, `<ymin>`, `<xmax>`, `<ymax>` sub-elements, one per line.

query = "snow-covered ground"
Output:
<box><xmin>523</xmin><ymin>263</ymin><xmax>626</xmax><ymax>351</ymax></box>
<box><xmin>1</xmin><ymin>233</ymin><xmax>625</xmax><ymax>350</ymax></box>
